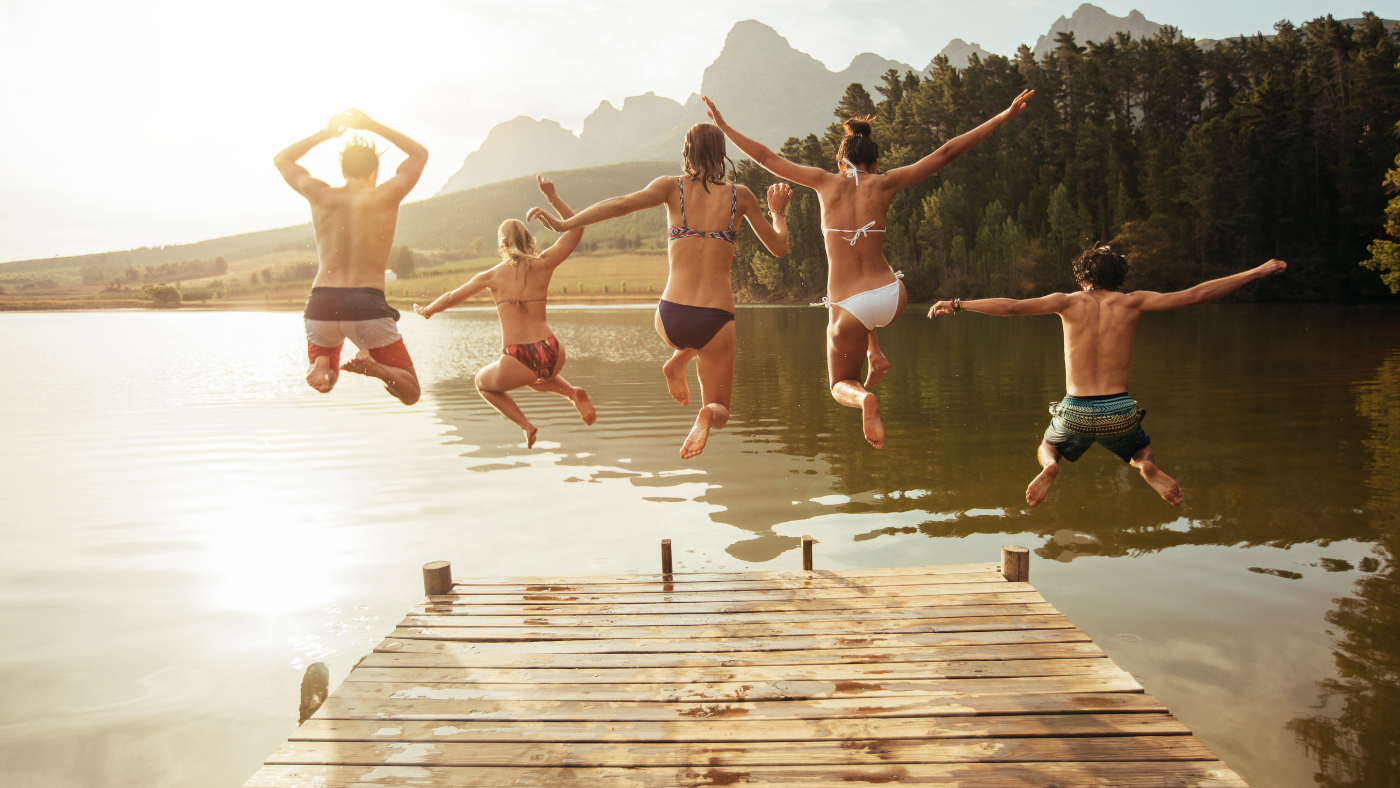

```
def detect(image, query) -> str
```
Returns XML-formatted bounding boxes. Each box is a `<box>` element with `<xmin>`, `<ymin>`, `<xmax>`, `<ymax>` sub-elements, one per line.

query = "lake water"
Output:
<box><xmin>2</xmin><ymin>304</ymin><xmax>1398</xmax><ymax>787</ymax></box>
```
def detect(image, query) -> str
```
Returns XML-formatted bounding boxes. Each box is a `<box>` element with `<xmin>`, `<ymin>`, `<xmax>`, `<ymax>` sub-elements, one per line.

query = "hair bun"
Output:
<box><xmin>843</xmin><ymin>117</ymin><xmax>873</xmax><ymax>137</ymax></box>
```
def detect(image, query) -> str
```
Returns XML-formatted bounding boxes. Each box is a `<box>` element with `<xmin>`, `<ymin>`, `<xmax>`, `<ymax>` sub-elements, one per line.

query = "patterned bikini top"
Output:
<box><xmin>668</xmin><ymin>177</ymin><xmax>737</xmax><ymax>244</ymax></box>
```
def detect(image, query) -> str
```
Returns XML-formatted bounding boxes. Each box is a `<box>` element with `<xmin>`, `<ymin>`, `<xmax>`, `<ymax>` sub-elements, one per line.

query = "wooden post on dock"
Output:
<box><xmin>660</xmin><ymin>540</ymin><xmax>673</xmax><ymax>574</ymax></box>
<box><xmin>422</xmin><ymin>560</ymin><xmax>452</xmax><ymax>596</ymax></box>
<box><xmin>1000</xmin><ymin>545</ymin><xmax>1029</xmax><ymax>583</ymax></box>
<box><xmin>802</xmin><ymin>535</ymin><xmax>813</xmax><ymax>571</ymax></box>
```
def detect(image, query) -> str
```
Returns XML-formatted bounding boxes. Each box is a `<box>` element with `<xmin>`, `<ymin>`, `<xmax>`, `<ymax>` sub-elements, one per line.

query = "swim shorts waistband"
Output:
<box><xmin>1063</xmin><ymin>392</ymin><xmax>1130</xmax><ymax>403</ymax></box>
<box><xmin>303</xmin><ymin>287</ymin><xmax>401</xmax><ymax>322</ymax></box>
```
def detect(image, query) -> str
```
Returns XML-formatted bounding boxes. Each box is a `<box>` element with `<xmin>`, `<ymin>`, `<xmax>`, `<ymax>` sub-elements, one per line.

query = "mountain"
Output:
<box><xmin>930</xmin><ymin>39</ymin><xmax>993</xmax><ymax>70</ymax></box>
<box><xmin>1032</xmin><ymin>3</ymin><xmax>1161</xmax><ymax>58</ymax></box>
<box><xmin>437</xmin><ymin>20</ymin><xmax>912</xmax><ymax>195</ymax></box>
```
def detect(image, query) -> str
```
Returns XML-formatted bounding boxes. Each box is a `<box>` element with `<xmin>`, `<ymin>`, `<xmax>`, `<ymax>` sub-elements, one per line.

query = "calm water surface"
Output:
<box><xmin>2</xmin><ymin>305</ymin><xmax>1398</xmax><ymax>787</ymax></box>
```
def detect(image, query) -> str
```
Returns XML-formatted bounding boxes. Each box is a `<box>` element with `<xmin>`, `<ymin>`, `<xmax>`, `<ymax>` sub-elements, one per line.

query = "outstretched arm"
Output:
<box><xmin>928</xmin><ymin>292</ymin><xmax>1072</xmax><ymax>318</ymax></box>
<box><xmin>1133</xmin><ymin>259</ymin><xmax>1287</xmax><ymax>312</ymax></box>
<box><xmin>702</xmin><ymin>96</ymin><xmax>829</xmax><ymax>190</ymax></box>
<box><xmin>740</xmin><ymin>184</ymin><xmax>792</xmax><ymax>257</ymax></box>
<box><xmin>342</xmin><ymin>108</ymin><xmax>429</xmax><ymax>202</ymax></box>
<box><xmin>415</xmin><ymin>270</ymin><xmax>493</xmax><ymax>319</ymax></box>
<box><xmin>273</xmin><ymin>113</ymin><xmax>345</xmax><ymax>198</ymax></box>
<box><xmin>884</xmin><ymin>90</ymin><xmax>1034</xmax><ymax>192</ymax></box>
<box><xmin>536</xmin><ymin>176</ymin><xmax>585</xmax><ymax>265</ymax></box>
<box><xmin>528</xmin><ymin>176</ymin><xmax>670</xmax><ymax>232</ymax></box>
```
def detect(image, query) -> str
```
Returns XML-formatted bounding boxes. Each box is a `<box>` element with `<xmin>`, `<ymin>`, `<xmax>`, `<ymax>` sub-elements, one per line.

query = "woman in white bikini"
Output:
<box><xmin>527</xmin><ymin>125</ymin><xmax>792</xmax><ymax>460</ymax></box>
<box><xmin>702</xmin><ymin>90</ymin><xmax>1033</xmax><ymax>448</ymax></box>
<box><xmin>414</xmin><ymin>176</ymin><xmax>596</xmax><ymax>449</ymax></box>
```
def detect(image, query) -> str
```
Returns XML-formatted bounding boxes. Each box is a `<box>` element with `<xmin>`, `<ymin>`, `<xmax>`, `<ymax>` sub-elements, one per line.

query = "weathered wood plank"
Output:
<box><xmin>244</xmin><ymin>761</ymin><xmax>1249</xmax><ymax>787</ymax></box>
<box><xmin>429</xmin><ymin>581</ymin><xmax>1035</xmax><ymax>606</ymax></box>
<box><xmin>312</xmin><ymin>691</ymin><xmax>1166</xmax><ymax>723</ymax></box>
<box><xmin>344</xmin><ymin>657</ymin><xmax>1115</xmax><ymax>686</ymax></box>
<box><xmin>332</xmin><ymin>673</ymin><xmax>1141</xmax><ymax>703</ymax></box>
<box><xmin>267</xmin><ymin>735</ymin><xmax>1216</xmax><ymax>767</ymax></box>
<box><xmin>441</xmin><ymin>573</ymin><xmax>1007</xmax><ymax>596</ymax></box>
<box><xmin>292</xmin><ymin>713</ymin><xmax>1190</xmax><ymax>743</ymax></box>
<box><xmin>358</xmin><ymin>641</ymin><xmax>1108</xmax><ymax>670</ymax></box>
<box><xmin>411</xmin><ymin>590</ymin><xmax>1049</xmax><ymax>617</ymax></box>
<box><xmin>444</xmin><ymin>563</ymin><xmax>1003</xmax><ymax>586</ymax></box>
<box><xmin>390</xmin><ymin>614</ymin><xmax>1076</xmax><ymax>642</ymax></box>
<box><xmin>376</xmin><ymin>628</ymin><xmax>1094</xmax><ymax>656</ymax></box>
<box><xmin>400</xmin><ymin>602</ymin><xmax>1058</xmax><ymax>629</ymax></box>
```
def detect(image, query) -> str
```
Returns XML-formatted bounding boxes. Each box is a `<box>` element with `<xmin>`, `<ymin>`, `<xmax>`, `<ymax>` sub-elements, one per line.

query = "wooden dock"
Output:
<box><xmin>243</xmin><ymin>545</ymin><xmax>1245</xmax><ymax>786</ymax></box>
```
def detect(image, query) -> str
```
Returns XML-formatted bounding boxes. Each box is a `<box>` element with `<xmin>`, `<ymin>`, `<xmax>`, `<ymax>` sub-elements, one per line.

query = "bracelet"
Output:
<box><xmin>952</xmin><ymin>298</ymin><xmax>962</xmax><ymax>313</ymax></box>
<box><xmin>770</xmin><ymin>209</ymin><xmax>786</xmax><ymax>216</ymax></box>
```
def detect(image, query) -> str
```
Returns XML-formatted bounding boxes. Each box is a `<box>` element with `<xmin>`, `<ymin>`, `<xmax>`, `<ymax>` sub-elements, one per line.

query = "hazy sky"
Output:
<box><xmin>0</xmin><ymin>0</ymin><xmax>1391</xmax><ymax>262</ymax></box>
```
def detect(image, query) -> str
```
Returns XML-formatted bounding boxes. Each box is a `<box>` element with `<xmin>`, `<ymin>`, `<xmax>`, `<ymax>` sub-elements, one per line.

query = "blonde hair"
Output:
<box><xmin>498</xmin><ymin>219</ymin><xmax>540</xmax><ymax>268</ymax></box>
<box><xmin>682</xmin><ymin>123</ymin><xmax>733</xmax><ymax>192</ymax></box>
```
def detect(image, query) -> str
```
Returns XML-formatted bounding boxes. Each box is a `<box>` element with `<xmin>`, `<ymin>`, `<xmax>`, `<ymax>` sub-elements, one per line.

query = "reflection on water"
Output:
<box><xmin>0</xmin><ymin>305</ymin><xmax>1398</xmax><ymax>788</ymax></box>
<box><xmin>1288</xmin><ymin>352</ymin><xmax>1400</xmax><ymax>787</ymax></box>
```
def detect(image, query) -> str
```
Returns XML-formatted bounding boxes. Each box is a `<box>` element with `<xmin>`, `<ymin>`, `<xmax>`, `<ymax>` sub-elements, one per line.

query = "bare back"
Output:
<box><xmin>481</xmin><ymin>257</ymin><xmax>558</xmax><ymax>347</ymax></box>
<box><xmin>1056</xmin><ymin>290</ymin><xmax>1145</xmax><ymax>396</ymax></box>
<box><xmin>662</xmin><ymin>177</ymin><xmax>742</xmax><ymax>310</ymax></box>
<box><xmin>307</xmin><ymin>184</ymin><xmax>402</xmax><ymax>290</ymax></box>
<box><xmin>812</xmin><ymin>171</ymin><xmax>900</xmax><ymax>300</ymax></box>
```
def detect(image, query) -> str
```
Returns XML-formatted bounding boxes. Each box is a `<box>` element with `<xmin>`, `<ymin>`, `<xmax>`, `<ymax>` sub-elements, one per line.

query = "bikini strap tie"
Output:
<box><xmin>842</xmin><ymin>157</ymin><xmax>862</xmax><ymax>185</ymax></box>
<box><xmin>810</xmin><ymin>295</ymin><xmax>832</xmax><ymax>308</ymax></box>
<box><xmin>835</xmin><ymin>220</ymin><xmax>879</xmax><ymax>245</ymax></box>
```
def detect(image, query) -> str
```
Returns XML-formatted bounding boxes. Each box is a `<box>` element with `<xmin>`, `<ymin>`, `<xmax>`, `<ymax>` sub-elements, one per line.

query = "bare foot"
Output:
<box><xmin>865</xmin><ymin>352</ymin><xmax>891</xmax><ymax>388</ymax></box>
<box><xmin>860</xmin><ymin>392</ymin><xmax>885</xmax><ymax>449</ymax></box>
<box><xmin>662</xmin><ymin>356</ymin><xmax>691</xmax><ymax>406</ymax></box>
<box><xmin>306</xmin><ymin>356</ymin><xmax>337</xmax><ymax>393</ymax></box>
<box><xmin>524</xmin><ymin>423</ymin><xmax>538</xmax><ymax>449</ymax></box>
<box><xmin>572</xmin><ymin>388</ymin><xmax>597</xmax><ymax>425</ymax></box>
<box><xmin>1138</xmin><ymin>461</ymin><xmax>1183</xmax><ymax>506</ymax></box>
<box><xmin>340</xmin><ymin>349</ymin><xmax>377</xmax><ymax>377</ymax></box>
<box><xmin>680</xmin><ymin>406</ymin><xmax>715</xmax><ymax>459</ymax></box>
<box><xmin>1026</xmin><ymin>464</ymin><xmax>1060</xmax><ymax>507</ymax></box>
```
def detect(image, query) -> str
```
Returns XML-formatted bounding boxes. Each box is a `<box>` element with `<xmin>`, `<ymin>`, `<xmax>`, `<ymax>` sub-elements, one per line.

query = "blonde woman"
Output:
<box><xmin>702</xmin><ymin>91</ymin><xmax>1033</xmax><ymax>448</ymax></box>
<box><xmin>528</xmin><ymin>124</ymin><xmax>792</xmax><ymax>459</ymax></box>
<box><xmin>416</xmin><ymin>176</ymin><xmax>595</xmax><ymax>448</ymax></box>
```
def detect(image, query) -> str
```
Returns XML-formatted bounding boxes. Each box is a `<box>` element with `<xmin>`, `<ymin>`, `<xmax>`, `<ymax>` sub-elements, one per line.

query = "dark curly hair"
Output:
<box><xmin>340</xmin><ymin>135</ymin><xmax>381</xmax><ymax>179</ymax></box>
<box><xmin>837</xmin><ymin>116</ymin><xmax>879</xmax><ymax>171</ymax></box>
<box><xmin>1071</xmin><ymin>242</ymin><xmax>1129</xmax><ymax>291</ymax></box>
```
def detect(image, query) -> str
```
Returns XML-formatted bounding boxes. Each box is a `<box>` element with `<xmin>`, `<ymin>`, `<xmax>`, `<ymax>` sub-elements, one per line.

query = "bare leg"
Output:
<box><xmin>340</xmin><ymin>350</ymin><xmax>421</xmax><ymax>405</ymax></box>
<box><xmin>1026</xmin><ymin>441</ymin><xmax>1061</xmax><ymax>507</ymax></box>
<box><xmin>1130</xmin><ymin>445</ymin><xmax>1183</xmax><ymax>506</ymax></box>
<box><xmin>828</xmin><ymin>309</ymin><xmax>883</xmax><ymax>448</ymax></box>
<box><xmin>662</xmin><ymin>349</ymin><xmax>698</xmax><ymax>406</ymax></box>
<box><xmin>530</xmin><ymin>374</ymin><xmax>597</xmax><ymax>425</ymax></box>
<box><xmin>475</xmin><ymin>357</ymin><xmax>547</xmax><ymax>447</ymax></box>
<box><xmin>681</xmin><ymin>322</ymin><xmax>735</xmax><ymax>459</ymax></box>
<box><xmin>864</xmin><ymin>330</ymin><xmax>891</xmax><ymax>387</ymax></box>
<box><xmin>306</xmin><ymin>355</ymin><xmax>339</xmax><ymax>394</ymax></box>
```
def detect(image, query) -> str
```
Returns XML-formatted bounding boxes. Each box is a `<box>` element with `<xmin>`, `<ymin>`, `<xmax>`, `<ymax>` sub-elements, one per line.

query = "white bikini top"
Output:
<box><xmin>822</xmin><ymin>157</ymin><xmax>887</xmax><ymax>245</ymax></box>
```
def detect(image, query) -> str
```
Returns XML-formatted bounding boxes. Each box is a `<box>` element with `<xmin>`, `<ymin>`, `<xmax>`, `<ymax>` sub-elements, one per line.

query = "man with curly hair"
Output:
<box><xmin>929</xmin><ymin>244</ymin><xmax>1286</xmax><ymax>507</ymax></box>
<box><xmin>274</xmin><ymin>109</ymin><xmax>428</xmax><ymax>405</ymax></box>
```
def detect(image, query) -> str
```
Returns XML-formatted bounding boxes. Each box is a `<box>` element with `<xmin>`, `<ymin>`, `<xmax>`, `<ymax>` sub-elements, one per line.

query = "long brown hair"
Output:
<box><xmin>837</xmin><ymin>116</ymin><xmax>880</xmax><ymax>172</ymax></box>
<box><xmin>682</xmin><ymin>123</ymin><xmax>734</xmax><ymax>193</ymax></box>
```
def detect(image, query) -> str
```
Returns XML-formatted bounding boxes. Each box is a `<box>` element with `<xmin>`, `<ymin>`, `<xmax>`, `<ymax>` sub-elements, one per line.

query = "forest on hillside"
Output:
<box><xmin>731</xmin><ymin>14</ymin><xmax>1400</xmax><ymax>303</ymax></box>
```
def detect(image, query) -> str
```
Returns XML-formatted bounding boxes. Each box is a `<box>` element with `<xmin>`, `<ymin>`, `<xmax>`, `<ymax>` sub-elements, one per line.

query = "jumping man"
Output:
<box><xmin>273</xmin><ymin>109</ymin><xmax>428</xmax><ymax>405</ymax></box>
<box><xmin>929</xmin><ymin>245</ymin><xmax>1287</xmax><ymax>507</ymax></box>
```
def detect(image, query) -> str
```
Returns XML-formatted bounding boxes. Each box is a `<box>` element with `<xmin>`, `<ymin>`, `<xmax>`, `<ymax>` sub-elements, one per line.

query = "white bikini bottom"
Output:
<box><xmin>812</xmin><ymin>272</ymin><xmax>905</xmax><ymax>330</ymax></box>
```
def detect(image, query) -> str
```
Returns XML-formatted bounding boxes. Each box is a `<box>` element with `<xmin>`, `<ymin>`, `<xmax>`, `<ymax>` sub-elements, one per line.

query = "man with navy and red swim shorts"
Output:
<box><xmin>274</xmin><ymin>109</ymin><xmax>428</xmax><ymax>405</ymax></box>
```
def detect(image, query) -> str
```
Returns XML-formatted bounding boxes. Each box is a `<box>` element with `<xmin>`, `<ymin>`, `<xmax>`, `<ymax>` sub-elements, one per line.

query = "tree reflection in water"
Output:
<box><xmin>1289</xmin><ymin>352</ymin><xmax>1400</xmax><ymax>787</ymax></box>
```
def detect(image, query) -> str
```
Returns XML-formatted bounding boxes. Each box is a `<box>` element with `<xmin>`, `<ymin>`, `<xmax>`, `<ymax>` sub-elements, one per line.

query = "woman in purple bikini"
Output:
<box><xmin>416</xmin><ymin>176</ymin><xmax>596</xmax><ymax>448</ymax></box>
<box><xmin>529</xmin><ymin>124</ymin><xmax>792</xmax><ymax>459</ymax></box>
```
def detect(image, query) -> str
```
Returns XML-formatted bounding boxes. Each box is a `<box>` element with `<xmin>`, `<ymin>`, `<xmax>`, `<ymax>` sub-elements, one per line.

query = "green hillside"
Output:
<box><xmin>0</xmin><ymin>160</ymin><xmax>679</xmax><ymax>289</ymax></box>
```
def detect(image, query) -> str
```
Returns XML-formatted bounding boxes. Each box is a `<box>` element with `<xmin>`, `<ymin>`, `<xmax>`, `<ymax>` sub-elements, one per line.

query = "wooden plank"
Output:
<box><xmin>344</xmin><ymin>658</ymin><xmax>1116</xmax><ymax>686</ymax></box>
<box><xmin>358</xmin><ymin>641</ymin><xmax>1108</xmax><ymax>670</ymax></box>
<box><xmin>444</xmin><ymin>563</ymin><xmax>1003</xmax><ymax>586</ymax></box>
<box><xmin>376</xmin><ymin>627</ymin><xmax>1095</xmax><ymax>656</ymax></box>
<box><xmin>267</xmin><ymin>735</ymin><xmax>1217</xmax><ymax>767</ymax></box>
<box><xmin>389</xmin><ymin>614</ymin><xmax>1076</xmax><ymax>642</ymax></box>
<box><xmin>312</xmin><ymin>691</ymin><xmax>1166</xmax><ymax>723</ymax></box>
<box><xmin>244</xmin><ymin>761</ymin><xmax>1249</xmax><ymax>787</ymax></box>
<box><xmin>413</xmin><ymin>590</ymin><xmax>1048</xmax><ymax>616</ymax></box>
<box><xmin>332</xmin><ymin>673</ymin><xmax>1141</xmax><ymax>703</ymax></box>
<box><xmin>402</xmin><ymin>602</ymin><xmax>1058</xmax><ymax>629</ymax></box>
<box><xmin>429</xmin><ymin>581</ymin><xmax>1035</xmax><ymax>606</ymax></box>
<box><xmin>292</xmin><ymin>713</ymin><xmax>1191</xmax><ymax>743</ymax></box>
<box><xmin>441</xmin><ymin>571</ymin><xmax>1007</xmax><ymax>595</ymax></box>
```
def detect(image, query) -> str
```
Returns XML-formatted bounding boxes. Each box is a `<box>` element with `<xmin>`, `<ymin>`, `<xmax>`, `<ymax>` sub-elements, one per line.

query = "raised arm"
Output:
<box><xmin>738</xmin><ymin>184</ymin><xmax>792</xmax><ymax>258</ymax></box>
<box><xmin>702</xmin><ymin>96</ymin><xmax>829</xmax><ymax>190</ymax></box>
<box><xmin>415</xmin><ymin>269</ymin><xmax>493</xmax><ymax>319</ymax></box>
<box><xmin>273</xmin><ymin>114</ymin><xmax>344</xmax><ymax>199</ymax></box>
<box><xmin>528</xmin><ymin>176</ymin><xmax>670</xmax><ymax>232</ymax></box>
<box><xmin>342</xmin><ymin>108</ymin><xmax>429</xmax><ymax>202</ymax></box>
<box><xmin>1132</xmin><ymin>259</ymin><xmax>1287</xmax><ymax>312</ymax></box>
<box><xmin>928</xmin><ymin>292</ymin><xmax>1072</xmax><ymax>318</ymax></box>
<box><xmin>884</xmin><ymin>90</ymin><xmax>1034</xmax><ymax>192</ymax></box>
<box><xmin>535</xmin><ymin>176</ymin><xmax>585</xmax><ymax>265</ymax></box>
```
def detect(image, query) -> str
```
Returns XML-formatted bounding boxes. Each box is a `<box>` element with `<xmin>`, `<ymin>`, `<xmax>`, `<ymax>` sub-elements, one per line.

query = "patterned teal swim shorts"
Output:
<box><xmin>1044</xmin><ymin>393</ymin><xmax>1150</xmax><ymax>463</ymax></box>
